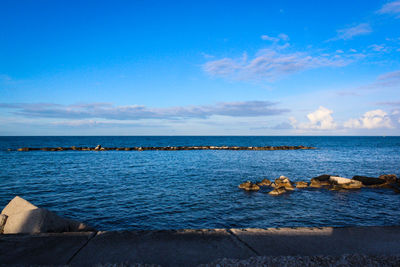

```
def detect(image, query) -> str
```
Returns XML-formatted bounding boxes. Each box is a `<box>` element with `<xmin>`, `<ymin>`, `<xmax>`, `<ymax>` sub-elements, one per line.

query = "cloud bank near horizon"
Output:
<box><xmin>0</xmin><ymin>101</ymin><xmax>289</xmax><ymax>121</ymax></box>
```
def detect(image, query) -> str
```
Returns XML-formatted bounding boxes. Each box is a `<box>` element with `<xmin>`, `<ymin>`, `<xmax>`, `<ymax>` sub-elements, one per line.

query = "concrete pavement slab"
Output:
<box><xmin>230</xmin><ymin>226</ymin><xmax>400</xmax><ymax>256</ymax></box>
<box><xmin>0</xmin><ymin>232</ymin><xmax>95</xmax><ymax>265</ymax></box>
<box><xmin>70</xmin><ymin>229</ymin><xmax>256</xmax><ymax>267</ymax></box>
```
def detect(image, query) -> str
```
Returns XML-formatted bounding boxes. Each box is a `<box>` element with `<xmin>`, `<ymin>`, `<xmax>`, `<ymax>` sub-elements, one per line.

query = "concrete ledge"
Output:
<box><xmin>71</xmin><ymin>229</ymin><xmax>256</xmax><ymax>266</ymax></box>
<box><xmin>1</xmin><ymin>226</ymin><xmax>400</xmax><ymax>266</ymax></box>
<box><xmin>0</xmin><ymin>232</ymin><xmax>95</xmax><ymax>265</ymax></box>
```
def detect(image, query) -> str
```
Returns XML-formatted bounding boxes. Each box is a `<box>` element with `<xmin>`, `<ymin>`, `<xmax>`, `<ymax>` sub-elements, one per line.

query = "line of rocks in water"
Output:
<box><xmin>239</xmin><ymin>174</ymin><xmax>400</xmax><ymax>195</ymax></box>
<box><xmin>13</xmin><ymin>145</ymin><xmax>315</xmax><ymax>152</ymax></box>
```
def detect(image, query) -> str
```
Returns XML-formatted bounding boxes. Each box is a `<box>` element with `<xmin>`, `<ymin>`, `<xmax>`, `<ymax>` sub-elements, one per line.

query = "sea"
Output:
<box><xmin>0</xmin><ymin>136</ymin><xmax>399</xmax><ymax>230</ymax></box>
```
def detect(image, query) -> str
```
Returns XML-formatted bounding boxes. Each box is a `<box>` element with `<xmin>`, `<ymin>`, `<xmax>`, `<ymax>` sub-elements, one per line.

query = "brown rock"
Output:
<box><xmin>238</xmin><ymin>181</ymin><xmax>260</xmax><ymax>191</ymax></box>
<box><xmin>256</xmin><ymin>178</ymin><xmax>272</xmax><ymax>186</ymax></box>
<box><xmin>379</xmin><ymin>174</ymin><xmax>398</xmax><ymax>184</ymax></box>
<box><xmin>311</xmin><ymin>174</ymin><xmax>333</xmax><ymax>182</ymax></box>
<box><xmin>296</xmin><ymin>181</ymin><xmax>308</xmax><ymax>188</ymax></box>
<box><xmin>352</xmin><ymin>176</ymin><xmax>386</xmax><ymax>186</ymax></box>
<box><xmin>309</xmin><ymin>180</ymin><xmax>331</xmax><ymax>188</ymax></box>
<box><xmin>268</xmin><ymin>187</ymin><xmax>287</xmax><ymax>195</ymax></box>
<box><xmin>274</xmin><ymin>176</ymin><xmax>295</xmax><ymax>191</ymax></box>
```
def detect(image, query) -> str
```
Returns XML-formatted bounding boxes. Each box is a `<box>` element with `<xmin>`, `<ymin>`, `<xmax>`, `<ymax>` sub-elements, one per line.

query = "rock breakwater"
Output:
<box><xmin>239</xmin><ymin>174</ymin><xmax>400</xmax><ymax>195</ymax></box>
<box><xmin>13</xmin><ymin>145</ymin><xmax>315</xmax><ymax>152</ymax></box>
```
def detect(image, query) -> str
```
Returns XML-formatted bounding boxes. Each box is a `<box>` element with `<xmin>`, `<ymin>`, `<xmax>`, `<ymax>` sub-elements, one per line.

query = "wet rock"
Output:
<box><xmin>329</xmin><ymin>176</ymin><xmax>362</xmax><ymax>189</ymax></box>
<box><xmin>256</xmin><ymin>178</ymin><xmax>272</xmax><ymax>186</ymax></box>
<box><xmin>310</xmin><ymin>175</ymin><xmax>334</xmax><ymax>188</ymax></box>
<box><xmin>309</xmin><ymin>179</ymin><xmax>331</xmax><ymax>188</ymax></box>
<box><xmin>295</xmin><ymin>181</ymin><xmax>308</xmax><ymax>188</ymax></box>
<box><xmin>329</xmin><ymin>176</ymin><xmax>363</xmax><ymax>189</ymax></box>
<box><xmin>352</xmin><ymin>176</ymin><xmax>386</xmax><ymax>186</ymax></box>
<box><xmin>1</xmin><ymin>196</ymin><xmax>95</xmax><ymax>234</ymax></box>
<box><xmin>273</xmin><ymin>176</ymin><xmax>294</xmax><ymax>190</ymax></box>
<box><xmin>238</xmin><ymin>181</ymin><xmax>260</xmax><ymax>191</ymax></box>
<box><xmin>329</xmin><ymin>176</ymin><xmax>352</xmax><ymax>185</ymax></box>
<box><xmin>379</xmin><ymin>174</ymin><xmax>398</xmax><ymax>184</ymax></box>
<box><xmin>311</xmin><ymin>174</ymin><xmax>333</xmax><ymax>182</ymax></box>
<box><xmin>268</xmin><ymin>187</ymin><xmax>287</xmax><ymax>195</ymax></box>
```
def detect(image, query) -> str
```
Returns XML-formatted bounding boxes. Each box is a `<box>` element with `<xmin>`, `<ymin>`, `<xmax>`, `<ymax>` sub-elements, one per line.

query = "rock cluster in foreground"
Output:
<box><xmin>239</xmin><ymin>174</ymin><xmax>399</xmax><ymax>195</ymax></box>
<box><xmin>0</xmin><ymin>196</ymin><xmax>95</xmax><ymax>234</ymax></box>
<box><xmin>13</xmin><ymin>145</ymin><xmax>315</xmax><ymax>152</ymax></box>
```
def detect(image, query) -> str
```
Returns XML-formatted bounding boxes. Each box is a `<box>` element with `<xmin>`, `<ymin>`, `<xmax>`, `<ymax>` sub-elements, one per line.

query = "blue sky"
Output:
<box><xmin>1</xmin><ymin>0</ymin><xmax>400</xmax><ymax>135</ymax></box>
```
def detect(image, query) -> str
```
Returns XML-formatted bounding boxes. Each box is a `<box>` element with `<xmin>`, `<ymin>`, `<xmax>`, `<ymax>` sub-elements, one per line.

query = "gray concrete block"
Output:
<box><xmin>1</xmin><ymin>196</ymin><xmax>95</xmax><ymax>234</ymax></box>
<box><xmin>3</xmin><ymin>207</ymin><xmax>94</xmax><ymax>234</ymax></box>
<box><xmin>70</xmin><ymin>229</ymin><xmax>256</xmax><ymax>267</ymax></box>
<box><xmin>1</xmin><ymin>196</ymin><xmax>37</xmax><ymax>216</ymax></box>
<box><xmin>0</xmin><ymin>232</ymin><xmax>95</xmax><ymax>265</ymax></box>
<box><xmin>230</xmin><ymin>226</ymin><xmax>400</xmax><ymax>256</ymax></box>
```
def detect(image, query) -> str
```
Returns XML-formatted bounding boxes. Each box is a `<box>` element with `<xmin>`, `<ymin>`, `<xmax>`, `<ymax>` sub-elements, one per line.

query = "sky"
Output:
<box><xmin>1</xmin><ymin>0</ymin><xmax>400</xmax><ymax>136</ymax></box>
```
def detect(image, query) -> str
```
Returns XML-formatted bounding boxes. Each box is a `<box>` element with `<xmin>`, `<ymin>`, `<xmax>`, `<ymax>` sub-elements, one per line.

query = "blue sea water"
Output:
<box><xmin>0</xmin><ymin>136</ymin><xmax>399</xmax><ymax>230</ymax></box>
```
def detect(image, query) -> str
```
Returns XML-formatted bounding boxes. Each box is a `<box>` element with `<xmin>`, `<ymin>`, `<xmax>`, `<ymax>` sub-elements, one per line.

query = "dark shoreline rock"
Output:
<box><xmin>13</xmin><ymin>145</ymin><xmax>316</xmax><ymax>152</ymax></box>
<box><xmin>352</xmin><ymin>175</ymin><xmax>386</xmax><ymax>186</ymax></box>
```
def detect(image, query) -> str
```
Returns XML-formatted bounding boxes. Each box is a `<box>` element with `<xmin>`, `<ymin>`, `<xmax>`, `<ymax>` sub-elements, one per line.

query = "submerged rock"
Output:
<box><xmin>238</xmin><ymin>181</ymin><xmax>260</xmax><ymax>191</ymax></box>
<box><xmin>1</xmin><ymin>196</ymin><xmax>95</xmax><ymax>234</ymax></box>
<box><xmin>296</xmin><ymin>181</ymin><xmax>308</xmax><ymax>188</ymax></box>
<box><xmin>352</xmin><ymin>176</ymin><xmax>386</xmax><ymax>186</ymax></box>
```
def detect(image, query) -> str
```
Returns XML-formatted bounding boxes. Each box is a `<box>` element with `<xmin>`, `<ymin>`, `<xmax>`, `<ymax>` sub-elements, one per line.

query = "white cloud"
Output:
<box><xmin>378</xmin><ymin>1</ymin><xmax>400</xmax><ymax>17</ymax></box>
<box><xmin>332</xmin><ymin>23</ymin><xmax>372</xmax><ymax>40</ymax></box>
<box><xmin>344</xmin><ymin>110</ymin><xmax>393</xmax><ymax>129</ymax></box>
<box><xmin>291</xmin><ymin>106</ymin><xmax>337</xmax><ymax>130</ymax></box>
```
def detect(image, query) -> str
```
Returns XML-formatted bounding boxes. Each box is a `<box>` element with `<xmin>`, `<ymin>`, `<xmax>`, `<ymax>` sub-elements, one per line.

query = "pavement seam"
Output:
<box><xmin>66</xmin><ymin>231</ymin><xmax>98</xmax><ymax>265</ymax></box>
<box><xmin>227</xmin><ymin>229</ymin><xmax>260</xmax><ymax>256</ymax></box>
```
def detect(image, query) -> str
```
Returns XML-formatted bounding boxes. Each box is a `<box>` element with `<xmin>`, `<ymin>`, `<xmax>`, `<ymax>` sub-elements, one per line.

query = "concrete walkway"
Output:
<box><xmin>1</xmin><ymin>226</ymin><xmax>400</xmax><ymax>266</ymax></box>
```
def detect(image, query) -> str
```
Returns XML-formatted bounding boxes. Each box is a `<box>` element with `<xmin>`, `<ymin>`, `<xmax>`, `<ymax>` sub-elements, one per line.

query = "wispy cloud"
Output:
<box><xmin>203</xmin><ymin>48</ymin><xmax>354</xmax><ymax>82</ymax></box>
<box><xmin>331</xmin><ymin>23</ymin><xmax>372</xmax><ymax>41</ymax></box>
<box><xmin>0</xmin><ymin>101</ymin><xmax>289</xmax><ymax>120</ymax></box>
<box><xmin>369</xmin><ymin>70</ymin><xmax>400</xmax><ymax>88</ymax></box>
<box><xmin>369</xmin><ymin>44</ymin><xmax>390</xmax><ymax>52</ymax></box>
<box><xmin>377</xmin><ymin>1</ymin><xmax>400</xmax><ymax>17</ymax></box>
<box><xmin>261</xmin><ymin>33</ymin><xmax>289</xmax><ymax>42</ymax></box>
